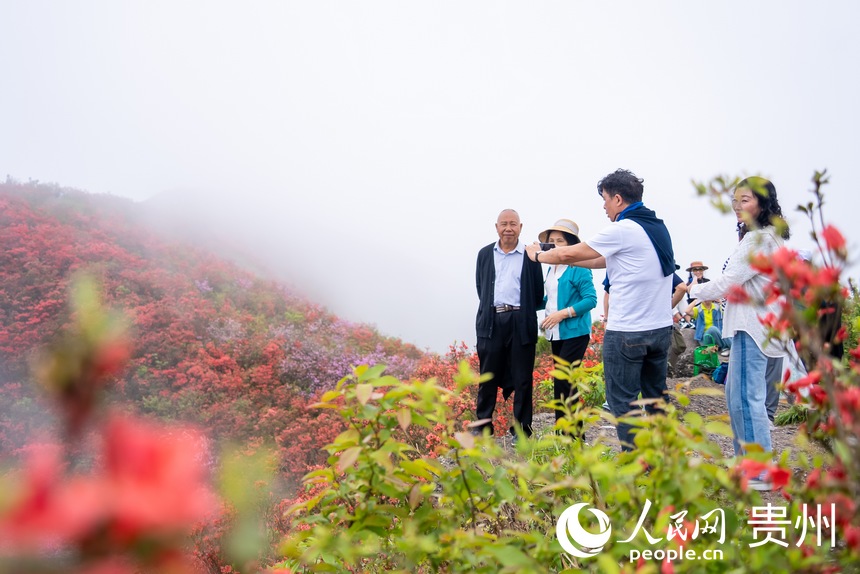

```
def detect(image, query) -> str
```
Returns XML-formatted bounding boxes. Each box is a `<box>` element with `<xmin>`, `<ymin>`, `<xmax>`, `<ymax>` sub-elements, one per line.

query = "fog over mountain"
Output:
<box><xmin>3</xmin><ymin>2</ymin><xmax>860</xmax><ymax>351</ymax></box>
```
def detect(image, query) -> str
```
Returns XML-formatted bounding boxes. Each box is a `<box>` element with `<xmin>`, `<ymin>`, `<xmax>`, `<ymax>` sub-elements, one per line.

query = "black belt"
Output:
<box><xmin>495</xmin><ymin>305</ymin><xmax>521</xmax><ymax>313</ymax></box>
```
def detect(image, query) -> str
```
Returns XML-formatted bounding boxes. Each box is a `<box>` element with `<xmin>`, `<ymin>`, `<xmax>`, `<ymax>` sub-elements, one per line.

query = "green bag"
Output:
<box><xmin>693</xmin><ymin>345</ymin><xmax>720</xmax><ymax>375</ymax></box>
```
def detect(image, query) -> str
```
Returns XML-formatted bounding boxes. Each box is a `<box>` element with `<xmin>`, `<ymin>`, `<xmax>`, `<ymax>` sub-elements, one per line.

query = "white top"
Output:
<box><xmin>543</xmin><ymin>264</ymin><xmax>568</xmax><ymax>340</ymax></box>
<box><xmin>586</xmin><ymin>219</ymin><xmax>673</xmax><ymax>332</ymax></box>
<box><xmin>688</xmin><ymin>227</ymin><xmax>786</xmax><ymax>358</ymax></box>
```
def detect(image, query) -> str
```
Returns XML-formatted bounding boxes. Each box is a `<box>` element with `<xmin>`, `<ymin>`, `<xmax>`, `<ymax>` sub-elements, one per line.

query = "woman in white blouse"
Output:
<box><xmin>688</xmin><ymin>177</ymin><xmax>790</xmax><ymax>489</ymax></box>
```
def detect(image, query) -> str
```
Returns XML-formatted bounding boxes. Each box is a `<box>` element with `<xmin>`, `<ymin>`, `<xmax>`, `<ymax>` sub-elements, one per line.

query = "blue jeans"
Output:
<box><xmin>603</xmin><ymin>327</ymin><xmax>672</xmax><ymax>451</ymax></box>
<box><xmin>726</xmin><ymin>331</ymin><xmax>775</xmax><ymax>454</ymax></box>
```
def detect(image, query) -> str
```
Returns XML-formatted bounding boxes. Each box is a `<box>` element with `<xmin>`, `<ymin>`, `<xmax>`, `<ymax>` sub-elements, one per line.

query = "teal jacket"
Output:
<box><xmin>544</xmin><ymin>266</ymin><xmax>597</xmax><ymax>339</ymax></box>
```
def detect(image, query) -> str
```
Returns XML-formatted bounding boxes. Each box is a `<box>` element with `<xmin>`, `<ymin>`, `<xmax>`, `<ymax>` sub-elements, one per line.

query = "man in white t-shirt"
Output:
<box><xmin>525</xmin><ymin>169</ymin><xmax>675</xmax><ymax>450</ymax></box>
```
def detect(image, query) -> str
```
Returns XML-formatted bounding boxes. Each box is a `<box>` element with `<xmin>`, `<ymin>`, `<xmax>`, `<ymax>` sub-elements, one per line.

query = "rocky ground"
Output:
<box><xmin>525</xmin><ymin>374</ymin><xmax>800</xmax><ymax>458</ymax></box>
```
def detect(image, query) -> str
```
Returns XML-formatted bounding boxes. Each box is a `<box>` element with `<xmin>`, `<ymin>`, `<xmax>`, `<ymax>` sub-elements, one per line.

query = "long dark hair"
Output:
<box><xmin>736</xmin><ymin>176</ymin><xmax>790</xmax><ymax>240</ymax></box>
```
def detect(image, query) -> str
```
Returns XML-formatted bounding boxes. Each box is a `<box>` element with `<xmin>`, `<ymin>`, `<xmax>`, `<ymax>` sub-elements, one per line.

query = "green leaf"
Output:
<box><xmin>833</xmin><ymin>439</ymin><xmax>852</xmax><ymax>466</ymax></box>
<box><xmin>408</xmin><ymin>483</ymin><xmax>424</xmax><ymax>509</ymax></box>
<box><xmin>596</xmin><ymin>554</ymin><xmax>621</xmax><ymax>573</ymax></box>
<box><xmin>355</xmin><ymin>383</ymin><xmax>373</xmax><ymax>405</ymax></box>
<box><xmin>683</xmin><ymin>411</ymin><xmax>704</xmax><ymax>429</ymax></box>
<box><xmin>331</xmin><ymin>428</ymin><xmax>360</xmax><ymax>447</ymax></box>
<box><xmin>357</xmin><ymin>364</ymin><xmax>387</xmax><ymax>381</ymax></box>
<box><xmin>370</xmin><ymin>449</ymin><xmax>394</xmax><ymax>471</ymax></box>
<box><xmin>396</xmin><ymin>408</ymin><xmax>411</xmax><ymax>431</ymax></box>
<box><xmin>493</xmin><ymin>473</ymin><xmax>517</xmax><ymax>501</ymax></box>
<box><xmin>690</xmin><ymin>387</ymin><xmax>726</xmax><ymax>397</ymax></box>
<box><xmin>704</xmin><ymin>420</ymin><xmax>733</xmax><ymax>437</ymax></box>
<box><xmin>337</xmin><ymin>447</ymin><xmax>362</xmax><ymax>472</ymax></box>
<box><xmin>482</xmin><ymin>545</ymin><xmax>535</xmax><ymax>567</ymax></box>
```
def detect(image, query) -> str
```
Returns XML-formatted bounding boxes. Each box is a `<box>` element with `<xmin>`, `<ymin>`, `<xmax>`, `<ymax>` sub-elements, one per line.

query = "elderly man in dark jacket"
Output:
<box><xmin>473</xmin><ymin>209</ymin><xmax>544</xmax><ymax>440</ymax></box>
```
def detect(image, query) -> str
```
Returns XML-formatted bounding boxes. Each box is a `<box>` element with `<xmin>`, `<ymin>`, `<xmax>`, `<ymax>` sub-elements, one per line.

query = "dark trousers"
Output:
<box><xmin>551</xmin><ymin>335</ymin><xmax>591</xmax><ymax>428</ymax></box>
<box><xmin>765</xmin><ymin>356</ymin><xmax>784</xmax><ymax>423</ymax></box>
<box><xmin>603</xmin><ymin>327</ymin><xmax>671</xmax><ymax>451</ymax></box>
<box><xmin>476</xmin><ymin>310</ymin><xmax>535</xmax><ymax>436</ymax></box>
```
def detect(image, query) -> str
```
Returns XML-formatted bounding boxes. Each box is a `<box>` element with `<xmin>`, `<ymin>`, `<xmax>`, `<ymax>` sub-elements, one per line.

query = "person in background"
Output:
<box><xmin>537</xmin><ymin>219</ymin><xmax>597</xmax><ymax>434</ymax></box>
<box><xmin>687</xmin><ymin>177</ymin><xmax>790</xmax><ymax>490</ymax></box>
<box><xmin>684</xmin><ymin>298</ymin><xmax>724</xmax><ymax>348</ymax></box>
<box><xmin>667</xmin><ymin>266</ymin><xmax>689</xmax><ymax>377</ymax></box>
<box><xmin>685</xmin><ymin>261</ymin><xmax>710</xmax><ymax>306</ymax></box>
<box><xmin>526</xmin><ymin>169</ymin><xmax>675</xmax><ymax>451</ymax></box>
<box><xmin>473</xmin><ymin>209</ymin><xmax>545</xmax><ymax>443</ymax></box>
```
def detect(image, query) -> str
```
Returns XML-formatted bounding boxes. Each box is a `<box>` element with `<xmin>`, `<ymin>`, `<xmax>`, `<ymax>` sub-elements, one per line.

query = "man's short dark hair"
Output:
<box><xmin>596</xmin><ymin>169</ymin><xmax>644</xmax><ymax>204</ymax></box>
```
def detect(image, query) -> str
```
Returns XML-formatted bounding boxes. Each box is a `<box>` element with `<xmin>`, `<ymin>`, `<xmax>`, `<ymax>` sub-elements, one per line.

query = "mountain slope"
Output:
<box><xmin>0</xmin><ymin>180</ymin><xmax>427</xmax><ymax>478</ymax></box>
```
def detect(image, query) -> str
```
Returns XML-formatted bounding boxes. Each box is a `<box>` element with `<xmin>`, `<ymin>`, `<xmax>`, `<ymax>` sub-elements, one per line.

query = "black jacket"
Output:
<box><xmin>475</xmin><ymin>242</ymin><xmax>545</xmax><ymax>344</ymax></box>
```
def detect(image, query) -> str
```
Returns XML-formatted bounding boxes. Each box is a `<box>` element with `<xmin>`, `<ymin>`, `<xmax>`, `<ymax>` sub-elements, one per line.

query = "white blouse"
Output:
<box><xmin>689</xmin><ymin>227</ymin><xmax>786</xmax><ymax>358</ymax></box>
<box><xmin>543</xmin><ymin>264</ymin><xmax>568</xmax><ymax>341</ymax></box>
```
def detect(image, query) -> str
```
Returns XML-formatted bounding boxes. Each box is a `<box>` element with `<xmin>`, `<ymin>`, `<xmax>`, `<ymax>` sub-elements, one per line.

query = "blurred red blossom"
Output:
<box><xmin>0</xmin><ymin>414</ymin><xmax>218</xmax><ymax>571</ymax></box>
<box><xmin>821</xmin><ymin>225</ymin><xmax>846</xmax><ymax>252</ymax></box>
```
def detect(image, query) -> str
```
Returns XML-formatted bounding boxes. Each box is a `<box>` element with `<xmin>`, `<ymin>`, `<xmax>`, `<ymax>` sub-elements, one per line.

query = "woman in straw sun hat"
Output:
<box><xmin>537</xmin><ymin>218</ymin><xmax>597</xmax><ymax>436</ymax></box>
<box><xmin>684</xmin><ymin>261</ymin><xmax>710</xmax><ymax>305</ymax></box>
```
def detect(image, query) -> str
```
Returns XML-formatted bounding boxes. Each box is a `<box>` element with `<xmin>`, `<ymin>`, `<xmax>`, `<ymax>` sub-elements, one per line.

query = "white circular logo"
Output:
<box><xmin>556</xmin><ymin>502</ymin><xmax>612</xmax><ymax>558</ymax></box>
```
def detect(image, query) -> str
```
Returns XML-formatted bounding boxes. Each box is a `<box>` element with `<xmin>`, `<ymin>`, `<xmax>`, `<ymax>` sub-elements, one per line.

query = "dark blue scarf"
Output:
<box><xmin>616</xmin><ymin>202</ymin><xmax>675</xmax><ymax>277</ymax></box>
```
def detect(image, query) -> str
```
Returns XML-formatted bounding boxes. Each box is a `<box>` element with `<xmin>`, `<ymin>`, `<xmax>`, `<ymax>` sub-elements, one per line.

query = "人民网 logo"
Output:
<box><xmin>556</xmin><ymin>502</ymin><xmax>612</xmax><ymax>559</ymax></box>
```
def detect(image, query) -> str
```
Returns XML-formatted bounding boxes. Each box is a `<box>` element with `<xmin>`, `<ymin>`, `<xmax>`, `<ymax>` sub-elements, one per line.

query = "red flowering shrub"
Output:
<box><xmin>0</xmin><ymin>278</ymin><xmax>220</xmax><ymax>573</ymax></box>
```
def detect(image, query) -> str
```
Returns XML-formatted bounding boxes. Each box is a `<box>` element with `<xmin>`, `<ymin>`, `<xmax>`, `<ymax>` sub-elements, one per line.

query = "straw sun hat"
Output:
<box><xmin>685</xmin><ymin>261</ymin><xmax>709</xmax><ymax>272</ymax></box>
<box><xmin>538</xmin><ymin>219</ymin><xmax>580</xmax><ymax>243</ymax></box>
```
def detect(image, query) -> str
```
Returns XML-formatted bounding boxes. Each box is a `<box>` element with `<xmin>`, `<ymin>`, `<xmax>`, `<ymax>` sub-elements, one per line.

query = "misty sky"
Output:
<box><xmin>2</xmin><ymin>1</ymin><xmax>859</xmax><ymax>353</ymax></box>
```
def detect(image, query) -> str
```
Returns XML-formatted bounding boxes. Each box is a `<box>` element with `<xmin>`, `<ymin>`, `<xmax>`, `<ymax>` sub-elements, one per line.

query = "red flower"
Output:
<box><xmin>808</xmin><ymin>384</ymin><xmax>828</xmax><ymax>407</ymax></box>
<box><xmin>726</xmin><ymin>285</ymin><xmax>750</xmax><ymax>304</ymax></box>
<box><xmin>824</xmin><ymin>493</ymin><xmax>856</xmax><ymax>527</ymax></box>
<box><xmin>767</xmin><ymin>466</ymin><xmax>791</xmax><ymax>490</ymax></box>
<box><xmin>837</xmin><ymin>387</ymin><xmax>860</xmax><ymax>426</ymax></box>
<box><xmin>806</xmin><ymin>468</ymin><xmax>821</xmax><ymax>489</ymax></box>
<box><xmin>821</xmin><ymin>225</ymin><xmax>846</xmax><ymax>251</ymax></box>
<box><xmin>811</xmin><ymin>266</ymin><xmax>842</xmax><ymax>288</ymax></box>
<box><xmin>736</xmin><ymin>459</ymin><xmax>768</xmax><ymax>491</ymax></box>
<box><xmin>103</xmin><ymin>415</ymin><xmax>218</xmax><ymax>542</ymax></box>
<box><xmin>749</xmin><ymin>253</ymin><xmax>775</xmax><ymax>275</ymax></box>
<box><xmin>836</xmin><ymin>325</ymin><xmax>847</xmax><ymax>343</ymax></box>
<box><xmin>844</xmin><ymin>525</ymin><xmax>860</xmax><ymax>551</ymax></box>
<box><xmin>92</xmin><ymin>339</ymin><xmax>132</xmax><ymax>378</ymax></box>
<box><xmin>2</xmin><ymin>446</ymin><xmax>115</xmax><ymax>553</ymax></box>
<box><xmin>785</xmin><ymin>371</ymin><xmax>821</xmax><ymax>393</ymax></box>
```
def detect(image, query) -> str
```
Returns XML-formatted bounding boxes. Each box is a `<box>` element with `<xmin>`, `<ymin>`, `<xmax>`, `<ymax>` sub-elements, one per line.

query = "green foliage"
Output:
<box><xmin>842</xmin><ymin>281</ymin><xmax>860</xmax><ymax>354</ymax></box>
<box><xmin>774</xmin><ymin>403</ymin><xmax>809</xmax><ymax>427</ymax></box>
<box><xmin>276</xmin><ymin>363</ymin><xmax>856</xmax><ymax>573</ymax></box>
<box><xmin>536</xmin><ymin>336</ymin><xmax>552</xmax><ymax>358</ymax></box>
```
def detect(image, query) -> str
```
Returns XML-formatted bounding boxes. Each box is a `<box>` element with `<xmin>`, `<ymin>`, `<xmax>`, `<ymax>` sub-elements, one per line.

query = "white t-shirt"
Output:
<box><xmin>587</xmin><ymin>220</ymin><xmax>673</xmax><ymax>332</ymax></box>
